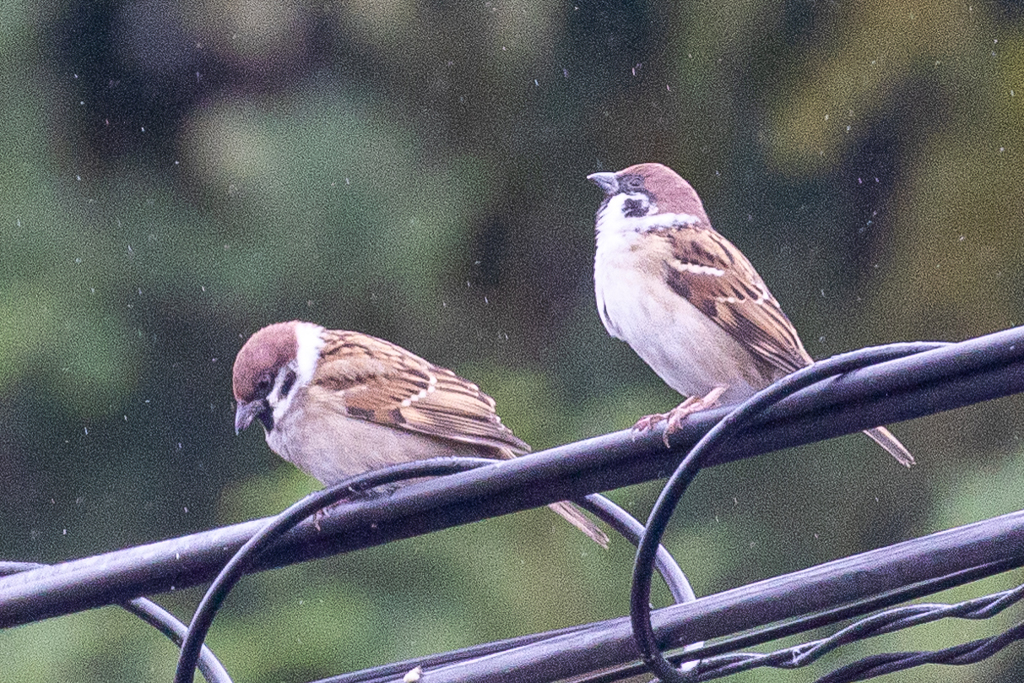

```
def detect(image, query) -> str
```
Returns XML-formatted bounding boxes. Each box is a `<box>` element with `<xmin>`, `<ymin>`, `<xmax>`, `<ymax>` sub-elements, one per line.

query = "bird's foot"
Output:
<box><xmin>632</xmin><ymin>411</ymin><xmax>670</xmax><ymax>433</ymax></box>
<box><xmin>632</xmin><ymin>386</ymin><xmax>728</xmax><ymax>448</ymax></box>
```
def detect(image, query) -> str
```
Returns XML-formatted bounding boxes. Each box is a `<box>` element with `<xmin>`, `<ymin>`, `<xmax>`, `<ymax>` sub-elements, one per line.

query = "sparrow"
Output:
<box><xmin>232</xmin><ymin>321</ymin><xmax>609</xmax><ymax>546</ymax></box>
<box><xmin>587</xmin><ymin>163</ymin><xmax>913</xmax><ymax>467</ymax></box>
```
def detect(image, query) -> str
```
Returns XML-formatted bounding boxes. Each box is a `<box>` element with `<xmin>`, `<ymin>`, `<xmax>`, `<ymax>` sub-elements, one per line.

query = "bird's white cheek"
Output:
<box><xmin>596</xmin><ymin>193</ymin><xmax>652</xmax><ymax>236</ymax></box>
<box><xmin>293</xmin><ymin>323</ymin><xmax>324</xmax><ymax>385</ymax></box>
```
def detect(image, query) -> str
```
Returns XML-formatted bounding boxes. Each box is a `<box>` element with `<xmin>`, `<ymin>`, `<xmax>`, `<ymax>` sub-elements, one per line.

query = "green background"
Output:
<box><xmin>2</xmin><ymin>0</ymin><xmax>1024</xmax><ymax>681</ymax></box>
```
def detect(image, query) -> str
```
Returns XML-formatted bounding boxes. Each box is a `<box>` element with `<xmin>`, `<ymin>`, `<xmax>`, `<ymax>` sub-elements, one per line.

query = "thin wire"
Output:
<box><xmin>6</xmin><ymin>331</ymin><xmax>1020</xmax><ymax>631</ymax></box>
<box><xmin>579</xmin><ymin>494</ymin><xmax>697</xmax><ymax>604</ymax></box>
<box><xmin>173</xmin><ymin>462</ymin><xmax>701</xmax><ymax>683</ymax></box>
<box><xmin>306</xmin><ymin>493</ymin><xmax>700</xmax><ymax>683</ymax></box>
<box><xmin>629</xmin><ymin>342</ymin><xmax>949</xmax><ymax>682</ymax></box>
<box><xmin>572</xmin><ymin>559</ymin><xmax>1019</xmax><ymax>683</ymax></box>
<box><xmin>0</xmin><ymin>562</ymin><xmax>231</xmax><ymax>683</ymax></box>
<box><xmin>677</xmin><ymin>581</ymin><xmax>1024</xmax><ymax>681</ymax></box>
<box><xmin>173</xmin><ymin>458</ymin><xmax>496</xmax><ymax>683</ymax></box>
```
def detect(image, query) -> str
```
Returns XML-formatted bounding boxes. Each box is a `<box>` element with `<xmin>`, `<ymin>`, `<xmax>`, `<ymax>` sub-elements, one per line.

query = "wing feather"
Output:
<box><xmin>312</xmin><ymin>331</ymin><xmax>529</xmax><ymax>454</ymax></box>
<box><xmin>659</xmin><ymin>228</ymin><xmax>812</xmax><ymax>374</ymax></box>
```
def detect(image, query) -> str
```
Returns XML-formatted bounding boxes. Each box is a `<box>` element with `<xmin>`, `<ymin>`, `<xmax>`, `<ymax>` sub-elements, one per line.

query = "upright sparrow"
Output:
<box><xmin>587</xmin><ymin>163</ymin><xmax>913</xmax><ymax>466</ymax></box>
<box><xmin>233</xmin><ymin>321</ymin><xmax>609</xmax><ymax>546</ymax></box>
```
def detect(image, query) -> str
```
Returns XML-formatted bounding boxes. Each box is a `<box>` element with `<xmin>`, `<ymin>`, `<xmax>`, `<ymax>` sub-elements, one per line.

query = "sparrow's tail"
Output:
<box><xmin>547</xmin><ymin>501</ymin><xmax>610</xmax><ymax>548</ymax></box>
<box><xmin>863</xmin><ymin>427</ymin><xmax>915</xmax><ymax>468</ymax></box>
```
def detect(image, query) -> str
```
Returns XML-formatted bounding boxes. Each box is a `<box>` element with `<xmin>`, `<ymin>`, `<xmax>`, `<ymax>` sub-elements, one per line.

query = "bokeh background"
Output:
<box><xmin>3</xmin><ymin>0</ymin><xmax>1024</xmax><ymax>681</ymax></box>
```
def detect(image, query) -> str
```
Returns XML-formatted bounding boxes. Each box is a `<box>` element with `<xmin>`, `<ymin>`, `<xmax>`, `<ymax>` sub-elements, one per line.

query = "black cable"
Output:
<box><xmin>4</xmin><ymin>329</ymin><xmax>1022</xmax><ymax>630</ymax></box>
<box><xmin>572</xmin><ymin>559</ymin><xmax>1020</xmax><ymax>683</ymax></box>
<box><xmin>174</xmin><ymin>463</ymin><xmax>700</xmax><ymax>683</ymax></box>
<box><xmin>173</xmin><ymin>458</ymin><xmax>497</xmax><ymax>683</ymax></box>
<box><xmin>386</xmin><ymin>511</ymin><xmax>1024</xmax><ymax>683</ymax></box>
<box><xmin>0</xmin><ymin>561</ymin><xmax>231</xmax><ymax>683</ymax></box>
<box><xmin>305</xmin><ymin>492</ymin><xmax>700</xmax><ymax>683</ymax></box>
<box><xmin>629</xmin><ymin>342</ymin><xmax>949</xmax><ymax>682</ymax></box>
<box><xmin>579</xmin><ymin>494</ymin><xmax>697</xmax><ymax>605</ymax></box>
<box><xmin>124</xmin><ymin>598</ymin><xmax>233</xmax><ymax>683</ymax></box>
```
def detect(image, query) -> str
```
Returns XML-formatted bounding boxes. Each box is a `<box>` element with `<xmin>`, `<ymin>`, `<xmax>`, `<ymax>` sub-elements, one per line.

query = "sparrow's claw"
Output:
<box><xmin>632</xmin><ymin>412</ymin><xmax>668</xmax><ymax>433</ymax></box>
<box><xmin>661</xmin><ymin>402</ymin><xmax>704</xmax><ymax>447</ymax></box>
<box><xmin>631</xmin><ymin>387</ymin><xmax>729</xmax><ymax>448</ymax></box>
<box><xmin>313</xmin><ymin>506</ymin><xmax>329</xmax><ymax>532</ymax></box>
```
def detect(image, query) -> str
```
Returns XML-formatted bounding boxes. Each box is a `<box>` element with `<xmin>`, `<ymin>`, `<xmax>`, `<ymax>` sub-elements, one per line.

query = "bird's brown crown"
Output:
<box><xmin>616</xmin><ymin>163</ymin><xmax>708</xmax><ymax>218</ymax></box>
<box><xmin>232</xmin><ymin>321</ymin><xmax>300</xmax><ymax>402</ymax></box>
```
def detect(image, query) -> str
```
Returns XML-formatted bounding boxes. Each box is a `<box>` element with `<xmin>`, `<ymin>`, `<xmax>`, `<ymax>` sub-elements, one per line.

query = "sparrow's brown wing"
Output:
<box><xmin>659</xmin><ymin>227</ymin><xmax>813</xmax><ymax>374</ymax></box>
<box><xmin>311</xmin><ymin>330</ymin><xmax>530</xmax><ymax>455</ymax></box>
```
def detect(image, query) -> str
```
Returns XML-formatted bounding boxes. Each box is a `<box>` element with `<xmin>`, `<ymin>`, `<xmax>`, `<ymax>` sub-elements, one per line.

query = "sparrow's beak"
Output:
<box><xmin>587</xmin><ymin>172</ymin><xmax>618</xmax><ymax>195</ymax></box>
<box><xmin>235</xmin><ymin>399</ymin><xmax>271</xmax><ymax>434</ymax></box>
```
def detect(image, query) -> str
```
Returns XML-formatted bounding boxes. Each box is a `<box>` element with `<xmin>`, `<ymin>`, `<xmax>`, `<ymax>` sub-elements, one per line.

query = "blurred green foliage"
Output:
<box><xmin>2</xmin><ymin>0</ymin><xmax>1024</xmax><ymax>681</ymax></box>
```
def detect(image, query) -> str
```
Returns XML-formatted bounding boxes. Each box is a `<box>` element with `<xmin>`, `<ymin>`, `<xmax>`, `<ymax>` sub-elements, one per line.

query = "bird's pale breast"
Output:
<box><xmin>595</xmin><ymin>235</ymin><xmax>776</xmax><ymax>402</ymax></box>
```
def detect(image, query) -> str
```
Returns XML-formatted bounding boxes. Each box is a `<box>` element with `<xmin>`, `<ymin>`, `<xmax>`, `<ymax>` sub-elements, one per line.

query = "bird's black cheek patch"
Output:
<box><xmin>280</xmin><ymin>370</ymin><xmax>296</xmax><ymax>397</ymax></box>
<box><xmin>623</xmin><ymin>198</ymin><xmax>647</xmax><ymax>217</ymax></box>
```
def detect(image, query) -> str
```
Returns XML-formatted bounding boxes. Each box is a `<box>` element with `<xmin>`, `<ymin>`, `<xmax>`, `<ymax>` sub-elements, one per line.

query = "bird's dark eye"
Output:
<box><xmin>623</xmin><ymin>198</ymin><xmax>648</xmax><ymax>217</ymax></box>
<box><xmin>623</xmin><ymin>175</ymin><xmax>644</xmax><ymax>191</ymax></box>
<box><xmin>280</xmin><ymin>370</ymin><xmax>296</xmax><ymax>398</ymax></box>
<box><xmin>255</xmin><ymin>372</ymin><xmax>274</xmax><ymax>398</ymax></box>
